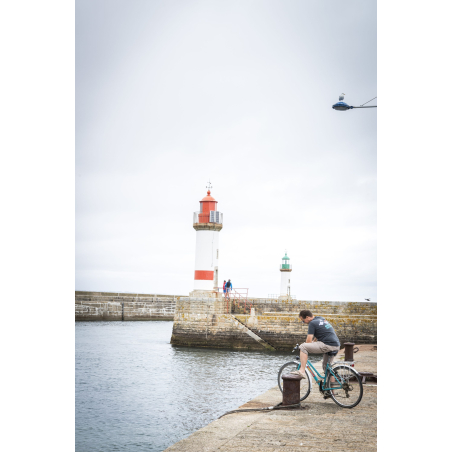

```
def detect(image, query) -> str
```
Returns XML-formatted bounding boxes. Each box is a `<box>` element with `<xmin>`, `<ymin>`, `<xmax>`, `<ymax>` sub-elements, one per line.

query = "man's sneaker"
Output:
<box><xmin>289</xmin><ymin>370</ymin><xmax>306</xmax><ymax>379</ymax></box>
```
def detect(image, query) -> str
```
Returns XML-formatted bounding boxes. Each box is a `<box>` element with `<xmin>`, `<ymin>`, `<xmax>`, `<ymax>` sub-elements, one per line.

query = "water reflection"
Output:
<box><xmin>76</xmin><ymin>321</ymin><xmax>321</xmax><ymax>452</ymax></box>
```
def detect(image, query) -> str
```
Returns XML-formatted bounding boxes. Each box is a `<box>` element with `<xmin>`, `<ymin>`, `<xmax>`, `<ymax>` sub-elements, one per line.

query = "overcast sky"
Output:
<box><xmin>76</xmin><ymin>0</ymin><xmax>377</xmax><ymax>301</ymax></box>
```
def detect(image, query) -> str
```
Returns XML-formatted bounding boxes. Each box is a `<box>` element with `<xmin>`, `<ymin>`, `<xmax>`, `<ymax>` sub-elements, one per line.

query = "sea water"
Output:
<box><xmin>75</xmin><ymin>321</ymin><xmax>320</xmax><ymax>452</ymax></box>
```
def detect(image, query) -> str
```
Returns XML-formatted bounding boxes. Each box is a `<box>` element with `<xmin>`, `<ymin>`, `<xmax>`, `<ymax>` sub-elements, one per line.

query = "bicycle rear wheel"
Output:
<box><xmin>326</xmin><ymin>365</ymin><xmax>363</xmax><ymax>408</ymax></box>
<box><xmin>277</xmin><ymin>361</ymin><xmax>311</xmax><ymax>401</ymax></box>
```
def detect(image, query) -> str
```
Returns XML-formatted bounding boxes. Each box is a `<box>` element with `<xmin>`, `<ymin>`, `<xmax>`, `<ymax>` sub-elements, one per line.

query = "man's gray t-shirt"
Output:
<box><xmin>307</xmin><ymin>316</ymin><xmax>340</xmax><ymax>346</ymax></box>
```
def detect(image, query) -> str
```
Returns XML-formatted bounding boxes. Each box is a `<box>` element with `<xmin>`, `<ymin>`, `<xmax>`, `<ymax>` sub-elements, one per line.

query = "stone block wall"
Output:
<box><xmin>76</xmin><ymin>292</ymin><xmax>377</xmax><ymax>350</ymax></box>
<box><xmin>244</xmin><ymin>298</ymin><xmax>377</xmax><ymax>316</ymax></box>
<box><xmin>75</xmin><ymin>291</ymin><xmax>182</xmax><ymax>321</ymax></box>
<box><xmin>171</xmin><ymin>296</ymin><xmax>264</xmax><ymax>349</ymax></box>
<box><xmin>171</xmin><ymin>297</ymin><xmax>377</xmax><ymax>350</ymax></box>
<box><xmin>234</xmin><ymin>313</ymin><xmax>376</xmax><ymax>349</ymax></box>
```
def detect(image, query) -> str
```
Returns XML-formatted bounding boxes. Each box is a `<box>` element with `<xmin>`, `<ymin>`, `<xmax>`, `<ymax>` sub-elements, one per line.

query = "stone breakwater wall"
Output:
<box><xmin>75</xmin><ymin>291</ymin><xmax>182</xmax><ymax>321</ymax></box>
<box><xmin>171</xmin><ymin>296</ymin><xmax>262</xmax><ymax>349</ymax></box>
<box><xmin>76</xmin><ymin>292</ymin><xmax>377</xmax><ymax>350</ymax></box>
<box><xmin>239</xmin><ymin>298</ymin><xmax>377</xmax><ymax>316</ymax></box>
<box><xmin>171</xmin><ymin>297</ymin><xmax>377</xmax><ymax>350</ymax></box>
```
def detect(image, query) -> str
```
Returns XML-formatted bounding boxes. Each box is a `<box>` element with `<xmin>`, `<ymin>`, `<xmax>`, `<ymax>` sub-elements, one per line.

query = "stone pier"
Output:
<box><xmin>171</xmin><ymin>297</ymin><xmax>377</xmax><ymax>350</ymax></box>
<box><xmin>164</xmin><ymin>345</ymin><xmax>377</xmax><ymax>451</ymax></box>
<box><xmin>75</xmin><ymin>291</ymin><xmax>377</xmax><ymax>350</ymax></box>
<box><xmin>75</xmin><ymin>291</ymin><xmax>182</xmax><ymax>321</ymax></box>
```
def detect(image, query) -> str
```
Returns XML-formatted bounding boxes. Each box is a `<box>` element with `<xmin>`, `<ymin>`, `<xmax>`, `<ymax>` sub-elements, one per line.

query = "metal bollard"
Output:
<box><xmin>344</xmin><ymin>342</ymin><xmax>357</xmax><ymax>361</ymax></box>
<box><xmin>281</xmin><ymin>374</ymin><xmax>301</xmax><ymax>406</ymax></box>
<box><xmin>357</xmin><ymin>371</ymin><xmax>377</xmax><ymax>384</ymax></box>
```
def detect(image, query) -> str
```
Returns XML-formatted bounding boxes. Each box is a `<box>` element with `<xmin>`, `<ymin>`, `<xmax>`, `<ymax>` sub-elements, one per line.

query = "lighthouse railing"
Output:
<box><xmin>193</xmin><ymin>211</ymin><xmax>223</xmax><ymax>225</ymax></box>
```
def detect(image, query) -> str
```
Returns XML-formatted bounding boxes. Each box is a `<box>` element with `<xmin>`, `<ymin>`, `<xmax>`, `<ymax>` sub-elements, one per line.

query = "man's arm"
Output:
<box><xmin>307</xmin><ymin>320</ymin><xmax>316</xmax><ymax>343</ymax></box>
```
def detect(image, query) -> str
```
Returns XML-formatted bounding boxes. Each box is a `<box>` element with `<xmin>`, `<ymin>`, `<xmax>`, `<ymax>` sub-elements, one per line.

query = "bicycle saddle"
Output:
<box><xmin>327</xmin><ymin>350</ymin><xmax>339</xmax><ymax>356</ymax></box>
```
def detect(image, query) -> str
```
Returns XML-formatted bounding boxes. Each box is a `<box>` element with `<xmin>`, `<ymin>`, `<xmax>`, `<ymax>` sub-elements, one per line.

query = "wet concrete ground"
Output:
<box><xmin>164</xmin><ymin>346</ymin><xmax>377</xmax><ymax>452</ymax></box>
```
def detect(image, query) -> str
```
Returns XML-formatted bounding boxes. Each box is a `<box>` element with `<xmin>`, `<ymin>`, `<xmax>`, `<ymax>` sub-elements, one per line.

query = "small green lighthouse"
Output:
<box><xmin>280</xmin><ymin>251</ymin><xmax>292</xmax><ymax>296</ymax></box>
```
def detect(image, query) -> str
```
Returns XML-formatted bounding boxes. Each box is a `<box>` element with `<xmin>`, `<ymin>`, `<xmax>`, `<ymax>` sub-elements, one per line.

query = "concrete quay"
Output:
<box><xmin>164</xmin><ymin>346</ymin><xmax>377</xmax><ymax>452</ymax></box>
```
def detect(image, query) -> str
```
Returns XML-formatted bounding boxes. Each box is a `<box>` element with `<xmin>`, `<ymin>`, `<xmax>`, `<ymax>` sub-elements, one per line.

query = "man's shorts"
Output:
<box><xmin>299</xmin><ymin>341</ymin><xmax>340</xmax><ymax>372</ymax></box>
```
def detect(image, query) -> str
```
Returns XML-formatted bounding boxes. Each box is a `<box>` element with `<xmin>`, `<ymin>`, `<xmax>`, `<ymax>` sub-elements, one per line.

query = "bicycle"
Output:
<box><xmin>277</xmin><ymin>344</ymin><xmax>363</xmax><ymax>408</ymax></box>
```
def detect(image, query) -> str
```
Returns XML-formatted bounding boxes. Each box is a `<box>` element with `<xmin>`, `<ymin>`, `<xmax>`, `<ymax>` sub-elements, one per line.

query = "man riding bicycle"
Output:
<box><xmin>291</xmin><ymin>309</ymin><xmax>341</xmax><ymax>379</ymax></box>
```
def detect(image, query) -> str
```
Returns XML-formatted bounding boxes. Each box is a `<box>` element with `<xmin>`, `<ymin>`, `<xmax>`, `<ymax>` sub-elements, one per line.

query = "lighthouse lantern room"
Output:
<box><xmin>191</xmin><ymin>187</ymin><xmax>223</xmax><ymax>296</ymax></box>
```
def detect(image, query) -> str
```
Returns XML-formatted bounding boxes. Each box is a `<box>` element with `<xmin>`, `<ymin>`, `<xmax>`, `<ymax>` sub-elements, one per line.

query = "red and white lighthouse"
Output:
<box><xmin>191</xmin><ymin>187</ymin><xmax>223</xmax><ymax>295</ymax></box>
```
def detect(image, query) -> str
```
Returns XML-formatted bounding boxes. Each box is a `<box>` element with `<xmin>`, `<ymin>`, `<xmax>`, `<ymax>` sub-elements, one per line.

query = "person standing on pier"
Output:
<box><xmin>225</xmin><ymin>279</ymin><xmax>232</xmax><ymax>299</ymax></box>
<box><xmin>223</xmin><ymin>280</ymin><xmax>227</xmax><ymax>297</ymax></box>
<box><xmin>291</xmin><ymin>310</ymin><xmax>341</xmax><ymax>378</ymax></box>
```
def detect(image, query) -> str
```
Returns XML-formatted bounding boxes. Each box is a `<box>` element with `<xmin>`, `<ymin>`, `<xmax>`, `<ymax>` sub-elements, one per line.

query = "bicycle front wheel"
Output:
<box><xmin>326</xmin><ymin>365</ymin><xmax>363</xmax><ymax>408</ymax></box>
<box><xmin>277</xmin><ymin>361</ymin><xmax>311</xmax><ymax>401</ymax></box>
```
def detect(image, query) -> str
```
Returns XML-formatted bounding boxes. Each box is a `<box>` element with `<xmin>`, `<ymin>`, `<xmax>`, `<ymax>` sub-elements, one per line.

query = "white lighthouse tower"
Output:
<box><xmin>279</xmin><ymin>252</ymin><xmax>292</xmax><ymax>298</ymax></box>
<box><xmin>190</xmin><ymin>184</ymin><xmax>223</xmax><ymax>297</ymax></box>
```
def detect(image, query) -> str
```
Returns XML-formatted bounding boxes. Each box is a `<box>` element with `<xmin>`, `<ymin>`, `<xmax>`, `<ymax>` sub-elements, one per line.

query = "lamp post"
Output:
<box><xmin>332</xmin><ymin>94</ymin><xmax>377</xmax><ymax>111</ymax></box>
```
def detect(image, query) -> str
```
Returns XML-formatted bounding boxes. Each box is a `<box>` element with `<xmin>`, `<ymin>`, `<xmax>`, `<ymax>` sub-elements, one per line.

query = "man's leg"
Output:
<box><xmin>292</xmin><ymin>342</ymin><xmax>326</xmax><ymax>378</ymax></box>
<box><xmin>322</xmin><ymin>353</ymin><xmax>330</xmax><ymax>373</ymax></box>
<box><xmin>298</xmin><ymin>349</ymin><xmax>308</xmax><ymax>377</ymax></box>
<box><xmin>321</xmin><ymin>347</ymin><xmax>340</xmax><ymax>398</ymax></box>
<box><xmin>290</xmin><ymin>350</ymin><xmax>307</xmax><ymax>378</ymax></box>
<box><xmin>321</xmin><ymin>353</ymin><xmax>334</xmax><ymax>399</ymax></box>
<box><xmin>322</xmin><ymin>346</ymin><xmax>341</xmax><ymax>372</ymax></box>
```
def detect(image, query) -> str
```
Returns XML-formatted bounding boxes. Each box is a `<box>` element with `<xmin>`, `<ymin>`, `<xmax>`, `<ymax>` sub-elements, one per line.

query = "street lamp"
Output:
<box><xmin>332</xmin><ymin>94</ymin><xmax>377</xmax><ymax>111</ymax></box>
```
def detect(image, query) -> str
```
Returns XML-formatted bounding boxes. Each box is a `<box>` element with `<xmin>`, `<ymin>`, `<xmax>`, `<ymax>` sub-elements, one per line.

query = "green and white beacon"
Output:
<box><xmin>280</xmin><ymin>251</ymin><xmax>292</xmax><ymax>298</ymax></box>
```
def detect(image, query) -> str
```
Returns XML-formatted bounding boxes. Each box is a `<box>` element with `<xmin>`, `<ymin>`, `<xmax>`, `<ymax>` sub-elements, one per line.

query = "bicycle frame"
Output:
<box><xmin>296</xmin><ymin>359</ymin><xmax>346</xmax><ymax>391</ymax></box>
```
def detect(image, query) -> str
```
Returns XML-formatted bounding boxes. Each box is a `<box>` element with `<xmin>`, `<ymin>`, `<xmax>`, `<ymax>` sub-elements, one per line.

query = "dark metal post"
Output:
<box><xmin>282</xmin><ymin>374</ymin><xmax>301</xmax><ymax>406</ymax></box>
<box><xmin>344</xmin><ymin>342</ymin><xmax>355</xmax><ymax>361</ymax></box>
<box><xmin>121</xmin><ymin>302</ymin><xmax>124</xmax><ymax>321</ymax></box>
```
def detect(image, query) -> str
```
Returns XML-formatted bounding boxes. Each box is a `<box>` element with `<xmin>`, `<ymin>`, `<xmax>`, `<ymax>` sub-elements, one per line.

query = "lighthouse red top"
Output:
<box><xmin>199</xmin><ymin>190</ymin><xmax>218</xmax><ymax>223</ymax></box>
<box><xmin>201</xmin><ymin>190</ymin><xmax>216</xmax><ymax>202</ymax></box>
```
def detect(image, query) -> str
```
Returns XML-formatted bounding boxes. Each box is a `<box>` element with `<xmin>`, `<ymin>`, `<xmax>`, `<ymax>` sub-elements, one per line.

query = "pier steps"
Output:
<box><xmin>231</xmin><ymin>316</ymin><xmax>277</xmax><ymax>351</ymax></box>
